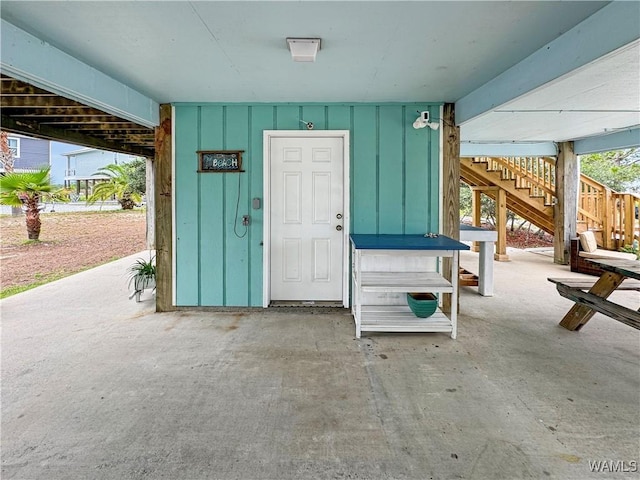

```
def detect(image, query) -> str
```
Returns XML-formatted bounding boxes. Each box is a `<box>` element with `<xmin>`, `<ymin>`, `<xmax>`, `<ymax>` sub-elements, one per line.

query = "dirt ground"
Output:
<box><xmin>505</xmin><ymin>227</ymin><xmax>554</xmax><ymax>249</ymax></box>
<box><xmin>1</xmin><ymin>210</ymin><xmax>146</xmax><ymax>293</ymax></box>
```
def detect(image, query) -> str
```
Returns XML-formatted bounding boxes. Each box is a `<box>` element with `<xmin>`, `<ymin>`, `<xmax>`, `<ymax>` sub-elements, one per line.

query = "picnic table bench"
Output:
<box><xmin>548</xmin><ymin>258</ymin><xmax>640</xmax><ymax>331</ymax></box>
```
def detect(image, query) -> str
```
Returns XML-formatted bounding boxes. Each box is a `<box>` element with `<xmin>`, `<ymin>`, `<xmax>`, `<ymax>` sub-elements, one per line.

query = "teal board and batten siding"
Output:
<box><xmin>174</xmin><ymin>103</ymin><xmax>442</xmax><ymax>306</ymax></box>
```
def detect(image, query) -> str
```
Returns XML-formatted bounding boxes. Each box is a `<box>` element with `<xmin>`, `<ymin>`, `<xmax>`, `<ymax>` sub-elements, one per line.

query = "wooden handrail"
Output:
<box><xmin>473</xmin><ymin>156</ymin><xmax>556</xmax><ymax>205</ymax></box>
<box><xmin>606</xmin><ymin>192</ymin><xmax>640</xmax><ymax>249</ymax></box>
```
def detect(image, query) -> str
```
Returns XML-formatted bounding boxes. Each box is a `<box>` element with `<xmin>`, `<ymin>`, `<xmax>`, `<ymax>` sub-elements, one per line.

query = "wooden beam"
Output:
<box><xmin>0</xmin><ymin>78</ymin><xmax>53</xmax><ymax>95</ymax></box>
<box><xmin>441</xmin><ymin>103</ymin><xmax>459</xmax><ymax>313</ymax></box>
<box><xmin>65</xmin><ymin>124</ymin><xmax>152</xmax><ymax>131</ymax></box>
<box><xmin>1</xmin><ymin>114</ymin><xmax>153</xmax><ymax>157</ymax></box>
<box><xmin>154</xmin><ymin>104</ymin><xmax>174</xmax><ymax>312</ymax></box>
<box><xmin>146</xmin><ymin>157</ymin><xmax>155</xmax><ymax>250</ymax></box>
<box><xmin>0</xmin><ymin>96</ymin><xmax>86</xmax><ymax>108</ymax></box>
<box><xmin>471</xmin><ymin>186</ymin><xmax>482</xmax><ymax>252</ymax></box>
<box><xmin>494</xmin><ymin>187</ymin><xmax>509</xmax><ymax>261</ymax></box>
<box><xmin>39</xmin><ymin>117</ymin><xmax>142</xmax><ymax>125</ymax></box>
<box><xmin>554</xmin><ymin>142</ymin><xmax>578</xmax><ymax>264</ymax></box>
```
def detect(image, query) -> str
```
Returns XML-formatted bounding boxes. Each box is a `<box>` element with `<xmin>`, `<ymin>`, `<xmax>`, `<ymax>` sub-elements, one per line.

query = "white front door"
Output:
<box><xmin>268</xmin><ymin>135</ymin><xmax>345</xmax><ymax>302</ymax></box>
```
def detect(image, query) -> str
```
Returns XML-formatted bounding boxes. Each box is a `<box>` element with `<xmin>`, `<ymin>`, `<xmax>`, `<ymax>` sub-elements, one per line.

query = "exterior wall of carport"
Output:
<box><xmin>173</xmin><ymin>103</ymin><xmax>442</xmax><ymax>307</ymax></box>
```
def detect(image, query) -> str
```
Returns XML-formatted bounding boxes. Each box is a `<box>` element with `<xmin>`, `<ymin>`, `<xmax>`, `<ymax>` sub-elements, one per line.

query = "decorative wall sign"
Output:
<box><xmin>197</xmin><ymin>150</ymin><xmax>244</xmax><ymax>172</ymax></box>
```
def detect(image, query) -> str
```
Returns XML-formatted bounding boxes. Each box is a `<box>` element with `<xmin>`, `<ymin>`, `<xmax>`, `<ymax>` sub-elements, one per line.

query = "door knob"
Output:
<box><xmin>336</xmin><ymin>213</ymin><xmax>343</xmax><ymax>219</ymax></box>
<box><xmin>336</xmin><ymin>225</ymin><xmax>343</xmax><ymax>231</ymax></box>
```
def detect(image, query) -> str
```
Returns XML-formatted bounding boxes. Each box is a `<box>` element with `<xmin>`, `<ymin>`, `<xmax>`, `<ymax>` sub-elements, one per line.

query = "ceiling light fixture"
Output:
<box><xmin>413</xmin><ymin>111</ymin><xmax>440</xmax><ymax>130</ymax></box>
<box><xmin>287</xmin><ymin>38</ymin><xmax>321</xmax><ymax>62</ymax></box>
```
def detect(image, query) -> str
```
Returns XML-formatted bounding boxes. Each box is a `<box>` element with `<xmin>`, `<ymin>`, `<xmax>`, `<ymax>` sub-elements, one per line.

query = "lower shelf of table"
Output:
<box><xmin>354</xmin><ymin>305</ymin><xmax>454</xmax><ymax>333</ymax></box>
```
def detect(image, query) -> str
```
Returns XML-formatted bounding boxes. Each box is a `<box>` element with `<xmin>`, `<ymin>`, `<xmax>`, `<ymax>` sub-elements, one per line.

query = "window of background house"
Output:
<box><xmin>7</xmin><ymin>137</ymin><xmax>20</xmax><ymax>158</ymax></box>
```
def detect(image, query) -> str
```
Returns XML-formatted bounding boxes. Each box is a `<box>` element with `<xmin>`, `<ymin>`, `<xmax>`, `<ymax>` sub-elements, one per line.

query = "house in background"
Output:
<box><xmin>62</xmin><ymin>147</ymin><xmax>138</xmax><ymax>197</ymax></box>
<box><xmin>0</xmin><ymin>133</ymin><xmax>139</xmax><ymax>193</ymax></box>
<box><xmin>1</xmin><ymin>133</ymin><xmax>50</xmax><ymax>173</ymax></box>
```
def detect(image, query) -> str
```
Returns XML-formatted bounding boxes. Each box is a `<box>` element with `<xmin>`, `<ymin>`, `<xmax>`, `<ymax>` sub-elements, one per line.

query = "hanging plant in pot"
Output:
<box><xmin>127</xmin><ymin>254</ymin><xmax>156</xmax><ymax>302</ymax></box>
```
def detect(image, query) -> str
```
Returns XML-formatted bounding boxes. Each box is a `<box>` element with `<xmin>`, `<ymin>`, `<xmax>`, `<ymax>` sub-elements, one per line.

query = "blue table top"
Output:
<box><xmin>350</xmin><ymin>234</ymin><xmax>470</xmax><ymax>251</ymax></box>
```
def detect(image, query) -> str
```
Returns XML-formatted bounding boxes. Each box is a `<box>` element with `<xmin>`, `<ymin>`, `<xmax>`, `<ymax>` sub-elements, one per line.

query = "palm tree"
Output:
<box><xmin>0</xmin><ymin>167</ymin><xmax>65</xmax><ymax>240</ymax></box>
<box><xmin>87</xmin><ymin>164</ymin><xmax>143</xmax><ymax>210</ymax></box>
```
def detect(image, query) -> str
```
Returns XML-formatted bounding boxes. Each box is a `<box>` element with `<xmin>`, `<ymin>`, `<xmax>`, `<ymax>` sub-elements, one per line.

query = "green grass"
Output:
<box><xmin>0</xmin><ymin>256</ymin><xmax>124</xmax><ymax>299</ymax></box>
<box><xmin>0</xmin><ymin>271</ymin><xmax>71</xmax><ymax>299</ymax></box>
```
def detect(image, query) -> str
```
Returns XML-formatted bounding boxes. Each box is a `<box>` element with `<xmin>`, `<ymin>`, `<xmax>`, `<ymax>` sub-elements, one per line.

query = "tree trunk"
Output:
<box><xmin>120</xmin><ymin>197</ymin><xmax>135</xmax><ymax>210</ymax></box>
<box><xmin>24</xmin><ymin>201</ymin><xmax>41</xmax><ymax>240</ymax></box>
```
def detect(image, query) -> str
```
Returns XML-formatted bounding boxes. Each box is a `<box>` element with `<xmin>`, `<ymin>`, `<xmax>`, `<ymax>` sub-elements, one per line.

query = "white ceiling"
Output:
<box><xmin>462</xmin><ymin>40</ymin><xmax>640</xmax><ymax>142</ymax></box>
<box><xmin>1</xmin><ymin>1</ymin><xmax>639</xmax><ymax>146</ymax></box>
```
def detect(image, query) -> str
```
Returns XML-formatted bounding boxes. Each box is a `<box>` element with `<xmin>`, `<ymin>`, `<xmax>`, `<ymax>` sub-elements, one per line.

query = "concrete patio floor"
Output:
<box><xmin>1</xmin><ymin>248</ymin><xmax>639</xmax><ymax>479</ymax></box>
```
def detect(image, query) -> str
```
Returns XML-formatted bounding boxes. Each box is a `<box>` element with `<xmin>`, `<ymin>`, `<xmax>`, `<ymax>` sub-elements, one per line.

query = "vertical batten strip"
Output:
<box><xmin>430</xmin><ymin>105</ymin><xmax>440</xmax><ymax>233</ymax></box>
<box><xmin>375</xmin><ymin>106</ymin><xmax>380</xmax><ymax>234</ymax></box>
<box><xmin>222</xmin><ymin>106</ymin><xmax>227</xmax><ymax>305</ymax></box>
<box><xmin>402</xmin><ymin>105</ymin><xmax>407</xmax><ymax>234</ymax></box>
<box><xmin>247</xmin><ymin>106</ymin><xmax>252</xmax><ymax>306</ymax></box>
<box><xmin>349</xmin><ymin>106</ymin><xmax>355</xmax><ymax>233</ymax></box>
<box><xmin>196</xmin><ymin>106</ymin><xmax>202</xmax><ymax>305</ymax></box>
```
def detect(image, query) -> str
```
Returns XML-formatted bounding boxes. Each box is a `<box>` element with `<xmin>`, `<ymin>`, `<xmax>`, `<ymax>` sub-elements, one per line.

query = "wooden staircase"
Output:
<box><xmin>460</xmin><ymin>156</ymin><xmax>640</xmax><ymax>252</ymax></box>
<box><xmin>460</xmin><ymin>157</ymin><xmax>555</xmax><ymax>234</ymax></box>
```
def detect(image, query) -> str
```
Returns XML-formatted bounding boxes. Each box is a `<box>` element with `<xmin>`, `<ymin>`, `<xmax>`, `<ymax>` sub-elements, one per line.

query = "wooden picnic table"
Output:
<box><xmin>548</xmin><ymin>258</ymin><xmax>640</xmax><ymax>331</ymax></box>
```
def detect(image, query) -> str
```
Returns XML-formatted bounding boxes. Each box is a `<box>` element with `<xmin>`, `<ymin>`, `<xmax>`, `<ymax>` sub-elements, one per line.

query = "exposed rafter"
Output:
<box><xmin>0</xmin><ymin>75</ymin><xmax>155</xmax><ymax>157</ymax></box>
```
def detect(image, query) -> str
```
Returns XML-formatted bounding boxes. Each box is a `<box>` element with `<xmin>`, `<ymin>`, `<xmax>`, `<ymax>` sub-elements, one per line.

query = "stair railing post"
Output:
<box><xmin>603</xmin><ymin>188</ymin><xmax>612</xmax><ymax>249</ymax></box>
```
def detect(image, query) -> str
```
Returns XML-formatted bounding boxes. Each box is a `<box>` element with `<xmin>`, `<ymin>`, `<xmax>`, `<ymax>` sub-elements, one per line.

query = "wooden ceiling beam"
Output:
<box><xmin>3</xmin><ymin>111</ymin><xmax>112</xmax><ymax>118</ymax></box>
<box><xmin>1</xmin><ymin>95</ymin><xmax>88</xmax><ymax>108</ymax></box>
<box><xmin>39</xmin><ymin>118</ymin><xmax>145</xmax><ymax>125</ymax></box>
<box><xmin>66</xmin><ymin>125</ymin><xmax>153</xmax><ymax>133</ymax></box>
<box><xmin>1</xmin><ymin>115</ymin><xmax>154</xmax><ymax>158</ymax></box>
<box><xmin>1</xmin><ymin>75</ymin><xmax>155</xmax><ymax>157</ymax></box>
<box><xmin>0</xmin><ymin>79</ymin><xmax>54</xmax><ymax>96</ymax></box>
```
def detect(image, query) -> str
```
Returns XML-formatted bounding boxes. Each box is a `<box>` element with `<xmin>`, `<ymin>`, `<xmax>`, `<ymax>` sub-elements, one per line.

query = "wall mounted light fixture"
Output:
<box><xmin>413</xmin><ymin>111</ymin><xmax>440</xmax><ymax>130</ymax></box>
<box><xmin>287</xmin><ymin>38</ymin><xmax>321</xmax><ymax>62</ymax></box>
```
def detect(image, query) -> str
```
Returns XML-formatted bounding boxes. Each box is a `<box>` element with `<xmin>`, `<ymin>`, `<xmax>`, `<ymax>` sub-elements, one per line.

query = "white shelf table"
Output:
<box><xmin>350</xmin><ymin>234</ymin><xmax>470</xmax><ymax>339</ymax></box>
<box><xmin>459</xmin><ymin>224</ymin><xmax>498</xmax><ymax>296</ymax></box>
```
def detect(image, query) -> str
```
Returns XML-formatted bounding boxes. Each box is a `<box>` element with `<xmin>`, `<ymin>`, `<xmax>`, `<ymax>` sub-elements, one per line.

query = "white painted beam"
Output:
<box><xmin>574</xmin><ymin>128</ymin><xmax>640</xmax><ymax>154</ymax></box>
<box><xmin>0</xmin><ymin>19</ymin><xmax>159</xmax><ymax>127</ymax></box>
<box><xmin>456</xmin><ymin>2</ymin><xmax>640</xmax><ymax>125</ymax></box>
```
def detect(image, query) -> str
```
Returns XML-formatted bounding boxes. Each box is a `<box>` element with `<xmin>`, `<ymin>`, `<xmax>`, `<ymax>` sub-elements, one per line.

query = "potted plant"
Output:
<box><xmin>127</xmin><ymin>254</ymin><xmax>156</xmax><ymax>302</ymax></box>
<box><xmin>406</xmin><ymin>292</ymin><xmax>438</xmax><ymax>318</ymax></box>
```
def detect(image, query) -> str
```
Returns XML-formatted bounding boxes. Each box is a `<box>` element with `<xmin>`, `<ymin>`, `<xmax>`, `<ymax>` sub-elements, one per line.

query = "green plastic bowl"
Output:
<box><xmin>406</xmin><ymin>292</ymin><xmax>438</xmax><ymax>318</ymax></box>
